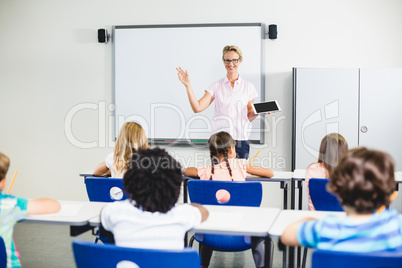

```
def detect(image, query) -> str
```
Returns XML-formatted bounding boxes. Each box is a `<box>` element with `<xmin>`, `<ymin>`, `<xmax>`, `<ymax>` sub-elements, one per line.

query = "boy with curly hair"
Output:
<box><xmin>281</xmin><ymin>147</ymin><xmax>402</xmax><ymax>252</ymax></box>
<box><xmin>101</xmin><ymin>147</ymin><xmax>208</xmax><ymax>249</ymax></box>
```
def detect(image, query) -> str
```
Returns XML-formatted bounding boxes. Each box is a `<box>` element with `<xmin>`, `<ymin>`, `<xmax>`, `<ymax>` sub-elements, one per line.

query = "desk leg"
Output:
<box><xmin>264</xmin><ymin>237</ymin><xmax>272</xmax><ymax>268</ymax></box>
<box><xmin>281</xmin><ymin>181</ymin><xmax>288</xmax><ymax>209</ymax></box>
<box><xmin>282</xmin><ymin>246</ymin><xmax>287</xmax><ymax>268</ymax></box>
<box><xmin>70</xmin><ymin>224</ymin><xmax>93</xmax><ymax>237</ymax></box>
<box><xmin>298</xmin><ymin>181</ymin><xmax>303</xmax><ymax>210</ymax></box>
<box><xmin>290</xmin><ymin>178</ymin><xmax>295</xmax><ymax>210</ymax></box>
<box><xmin>183</xmin><ymin>179</ymin><xmax>189</xmax><ymax>247</ymax></box>
<box><xmin>288</xmin><ymin>178</ymin><xmax>296</xmax><ymax>268</ymax></box>
<box><xmin>296</xmin><ymin>180</ymin><xmax>303</xmax><ymax>268</ymax></box>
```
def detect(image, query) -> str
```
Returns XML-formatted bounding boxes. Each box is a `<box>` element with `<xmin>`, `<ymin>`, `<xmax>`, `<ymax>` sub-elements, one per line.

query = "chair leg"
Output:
<box><xmin>270</xmin><ymin>239</ymin><xmax>274</xmax><ymax>268</ymax></box>
<box><xmin>301</xmin><ymin>247</ymin><xmax>308</xmax><ymax>268</ymax></box>
<box><xmin>189</xmin><ymin>235</ymin><xmax>195</xmax><ymax>247</ymax></box>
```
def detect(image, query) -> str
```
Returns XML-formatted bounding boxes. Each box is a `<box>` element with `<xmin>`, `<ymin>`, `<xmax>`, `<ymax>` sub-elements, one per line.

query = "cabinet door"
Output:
<box><xmin>359</xmin><ymin>68</ymin><xmax>402</xmax><ymax>170</ymax></box>
<box><xmin>293</xmin><ymin>68</ymin><xmax>359</xmax><ymax>170</ymax></box>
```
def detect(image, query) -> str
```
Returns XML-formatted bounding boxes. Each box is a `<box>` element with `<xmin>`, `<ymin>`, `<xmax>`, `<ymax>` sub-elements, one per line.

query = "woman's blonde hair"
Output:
<box><xmin>112</xmin><ymin>122</ymin><xmax>148</xmax><ymax>176</ymax></box>
<box><xmin>222</xmin><ymin>45</ymin><xmax>243</xmax><ymax>61</ymax></box>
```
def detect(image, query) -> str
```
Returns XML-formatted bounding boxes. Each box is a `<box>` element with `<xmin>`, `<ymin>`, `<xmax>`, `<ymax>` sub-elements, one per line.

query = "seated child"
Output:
<box><xmin>305</xmin><ymin>133</ymin><xmax>348</xmax><ymax>210</ymax></box>
<box><xmin>184</xmin><ymin>131</ymin><xmax>274</xmax><ymax>180</ymax></box>
<box><xmin>0</xmin><ymin>152</ymin><xmax>61</xmax><ymax>267</ymax></box>
<box><xmin>101</xmin><ymin>147</ymin><xmax>208</xmax><ymax>250</ymax></box>
<box><xmin>183</xmin><ymin>131</ymin><xmax>272</xmax><ymax>268</ymax></box>
<box><xmin>281</xmin><ymin>147</ymin><xmax>402</xmax><ymax>252</ymax></box>
<box><xmin>94</xmin><ymin>121</ymin><xmax>149</xmax><ymax>178</ymax></box>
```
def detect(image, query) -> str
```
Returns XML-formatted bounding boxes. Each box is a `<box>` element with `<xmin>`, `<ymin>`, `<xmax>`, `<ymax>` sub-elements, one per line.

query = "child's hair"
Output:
<box><xmin>328</xmin><ymin>147</ymin><xmax>395</xmax><ymax>213</ymax></box>
<box><xmin>208</xmin><ymin>131</ymin><xmax>236</xmax><ymax>180</ymax></box>
<box><xmin>318</xmin><ymin>133</ymin><xmax>349</xmax><ymax>174</ymax></box>
<box><xmin>124</xmin><ymin>147</ymin><xmax>182</xmax><ymax>213</ymax></box>
<box><xmin>222</xmin><ymin>45</ymin><xmax>243</xmax><ymax>61</ymax></box>
<box><xmin>0</xmin><ymin>152</ymin><xmax>10</xmax><ymax>181</ymax></box>
<box><xmin>113</xmin><ymin>122</ymin><xmax>148</xmax><ymax>176</ymax></box>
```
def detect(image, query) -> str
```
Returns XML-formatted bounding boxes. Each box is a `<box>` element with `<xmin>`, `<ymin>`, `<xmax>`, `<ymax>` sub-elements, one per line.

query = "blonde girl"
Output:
<box><xmin>94</xmin><ymin>122</ymin><xmax>148</xmax><ymax>178</ymax></box>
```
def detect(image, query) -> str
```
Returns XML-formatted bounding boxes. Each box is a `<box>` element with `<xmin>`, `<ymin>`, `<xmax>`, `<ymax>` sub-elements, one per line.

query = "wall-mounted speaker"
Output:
<box><xmin>268</xmin><ymin>24</ymin><xmax>277</xmax><ymax>40</ymax></box>
<box><xmin>98</xmin><ymin>29</ymin><xmax>108</xmax><ymax>43</ymax></box>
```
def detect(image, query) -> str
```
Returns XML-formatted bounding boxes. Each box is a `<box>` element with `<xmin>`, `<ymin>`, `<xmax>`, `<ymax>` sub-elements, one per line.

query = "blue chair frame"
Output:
<box><xmin>312</xmin><ymin>249</ymin><xmax>402</xmax><ymax>268</ymax></box>
<box><xmin>187</xmin><ymin>180</ymin><xmax>266</xmax><ymax>257</ymax></box>
<box><xmin>72</xmin><ymin>239</ymin><xmax>200</xmax><ymax>268</ymax></box>
<box><xmin>85</xmin><ymin>177</ymin><xmax>127</xmax><ymax>202</ymax></box>
<box><xmin>85</xmin><ymin>176</ymin><xmax>127</xmax><ymax>243</ymax></box>
<box><xmin>0</xmin><ymin>237</ymin><xmax>6</xmax><ymax>268</ymax></box>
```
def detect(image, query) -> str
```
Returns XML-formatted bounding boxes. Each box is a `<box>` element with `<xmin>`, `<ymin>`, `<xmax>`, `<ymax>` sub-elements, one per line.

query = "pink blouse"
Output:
<box><xmin>305</xmin><ymin>162</ymin><xmax>329</xmax><ymax>211</ymax></box>
<box><xmin>197</xmin><ymin>158</ymin><xmax>248</xmax><ymax>181</ymax></box>
<box><xmin>197</xmin><ymin>158</ymin><xmax>248</xmax><ymax>203</ymax></box>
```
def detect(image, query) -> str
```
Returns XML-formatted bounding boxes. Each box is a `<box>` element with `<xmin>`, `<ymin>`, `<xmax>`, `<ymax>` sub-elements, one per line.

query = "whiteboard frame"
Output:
<box><xmin>112</xmin><ymin>23</ymin><xmax>265</xmax><ymax>146</ymax></box>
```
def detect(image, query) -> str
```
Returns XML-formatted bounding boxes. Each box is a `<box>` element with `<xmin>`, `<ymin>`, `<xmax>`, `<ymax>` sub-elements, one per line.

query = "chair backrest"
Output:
<box><xmin>72</xmin><ymin>239</ymin><xmax>200</xmax><ymax>268</ymax></box>
<box><xmin>187</xmin><ymin>180</ymin><xmax>263</xmax><ymax>207</ymax></box>
<box><xmin>309</xmin><ymin>178</ymin><xmax>343</xmax><ymax>211</ymax></box>
<box><xmin>85</xmin><ymin>177</ymin><xmax>128</xmax><ymax>202</ymax></box>
<box><xmin>0</xmin><ymin>237</ymin><xmax>6</xmax><ymax>268</ymax></box>
<box><xmin>312</xmin><ymin>249</ymin><xmax>402</xmax><ymax>268</ymax></box>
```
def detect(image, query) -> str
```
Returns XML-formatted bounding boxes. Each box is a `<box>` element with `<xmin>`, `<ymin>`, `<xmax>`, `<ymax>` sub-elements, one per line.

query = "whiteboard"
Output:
<box><xmin>113</xmin><ymin>23</ymin><xmax>265</xmax><ymax>145</ymax></box>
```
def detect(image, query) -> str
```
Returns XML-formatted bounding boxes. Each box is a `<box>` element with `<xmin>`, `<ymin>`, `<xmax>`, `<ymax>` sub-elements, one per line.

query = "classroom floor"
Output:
<box><xmin>14</xmin><ymin>222</ymin><xmax>312</xmax><ymax>268</ymax></box>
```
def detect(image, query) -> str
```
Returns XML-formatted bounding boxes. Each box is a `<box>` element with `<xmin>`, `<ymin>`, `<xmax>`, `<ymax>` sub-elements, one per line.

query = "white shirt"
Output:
<box><xmin>206</xmin><ymin>76</ymin><xmax>258</xmax><ymax>140</ymax></box>
<box><xmin>101</xmin><ymin>200</ymin><xmax>202</xmax><ymax>250</ymax></box>
<box><xmin>104</xmin><ymin>152</ymin><xmax>124</xmax><ymax>178</ymax></box>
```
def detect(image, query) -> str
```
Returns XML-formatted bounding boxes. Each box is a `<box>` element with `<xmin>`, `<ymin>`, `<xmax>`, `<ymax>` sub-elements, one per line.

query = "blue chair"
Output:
<box><xmin>301</xmin><ymin>178</ymin><xmax>343</xmax><ymax>268</ymax></box>
<box><xmin>312</xmin><ymin>249</ymin><xmax>402</xmax><ymax>268</ymax></box>
<box><xmin>85</xmin><ymin>177</ymin><xmax>127</xmax><ymax>202</ymax></box>
<box><xmin>0</xmin><ymin>237</ymin><xmax>6</xmax><ymax>268</ymax></box>
<box><xmin>308</xmin><ymin>178</ymin><xmax>343</xmax><ymax>211</ymax></box>
<box><xmin>72</xmin><ymin>239</ymin><xmax>200</xmax><ymax>268</ymax></box>
<box><xmin>85</xmin><ymin>177</ymin><xmax>127</xmax><ymax>243</ymax></box>
<box><xmin>187</xmin><ymin>180</ymin><xmax>268</xmax><ymax>263</ymax></box>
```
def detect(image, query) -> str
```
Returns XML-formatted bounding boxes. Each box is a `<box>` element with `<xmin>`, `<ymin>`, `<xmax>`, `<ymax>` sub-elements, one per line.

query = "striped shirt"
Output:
<box><xmin>0</xmin><ymin>193</ymin><xmax>28</xmax><ymax>268</ymax></box>
<box><xmin>297</xmin><ymin>209</ymin><xmax>402</xmax><ymax>252</ymax></box>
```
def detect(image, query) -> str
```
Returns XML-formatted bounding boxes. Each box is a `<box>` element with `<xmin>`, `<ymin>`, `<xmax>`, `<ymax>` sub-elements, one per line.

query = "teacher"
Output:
<box><xmin>177</xmin><ymin>45</ymin><xmax>259</xmax><ymax>159</ymax></box>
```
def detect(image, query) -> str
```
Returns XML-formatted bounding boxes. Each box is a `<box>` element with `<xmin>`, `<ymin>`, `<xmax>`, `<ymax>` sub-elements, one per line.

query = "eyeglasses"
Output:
<box><xmin>223</xmin><ymin>59</ymin><xmax>240</xmax><ymax>64</ymax></box>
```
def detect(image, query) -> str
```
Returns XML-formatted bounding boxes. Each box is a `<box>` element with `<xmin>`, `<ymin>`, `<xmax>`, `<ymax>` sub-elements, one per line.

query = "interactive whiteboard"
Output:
<box><xmin>113</xmin><ymin>23</ymin><xmax>265</xmax><ymax>145</ymax></box>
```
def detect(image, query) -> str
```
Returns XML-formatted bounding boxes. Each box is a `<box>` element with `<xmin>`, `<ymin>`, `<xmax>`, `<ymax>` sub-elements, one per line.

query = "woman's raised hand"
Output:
<box><xmin>176</xmin><ymin>67</ymin><xmax>191</xmax><ymax>87</ymax></box>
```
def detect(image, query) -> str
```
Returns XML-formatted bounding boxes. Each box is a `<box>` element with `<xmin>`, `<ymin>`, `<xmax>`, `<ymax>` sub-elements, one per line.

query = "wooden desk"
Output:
<box><xmin>246</xmin><ymin>171</ymin><xmax>293</xmax><ymax>209</ymax></box>
<box><xmin>89</xmin><ymin>204</ymin><xmax>280</xmax><ymax>268</ymax></box>
<box><xmin>194</xmin><ymin>205</ymin><xmax>280</xmax><ymax>268</ymax></box>
<box><xmin>192</xmin><ymin>205</ymin><xmax>280</xmax><ymax>236</ymax></box>
<box><xmin>269</xmin><ymin>209</ymin><xmax>346</xmax><ymax>268</ymax></box>
<box><xmin>23</xmin><ymin>200</ymin><xmax>107</xmax><ymax>236</ymax></box>
<box><xmin>269</xmin><ymin>209</ymin><xmax>345</xmax><ymax>238</ymax></box>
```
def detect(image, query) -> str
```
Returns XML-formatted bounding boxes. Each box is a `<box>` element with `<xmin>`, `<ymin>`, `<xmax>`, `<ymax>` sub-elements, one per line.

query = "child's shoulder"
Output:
<box><xmin>232</xmin><ymin>158</ymin><xmax>248</xmax><ymax>165</ymax></box>
<box><xmin>306</xmin><ymin>162</ymin><xmax>328</xmax><ymax>178</ymax></box>
<box><xmin>0</xmin><ymin>194</ymin><xmax>29</xmax><ymax>212</ymax></box>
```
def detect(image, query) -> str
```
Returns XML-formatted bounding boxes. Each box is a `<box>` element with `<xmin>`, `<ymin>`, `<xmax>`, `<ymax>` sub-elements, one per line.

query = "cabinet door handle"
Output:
<box><xmin>360</xmin><ymin>126</ymin><xmax>368</xmax><ymax>133</ymax></box>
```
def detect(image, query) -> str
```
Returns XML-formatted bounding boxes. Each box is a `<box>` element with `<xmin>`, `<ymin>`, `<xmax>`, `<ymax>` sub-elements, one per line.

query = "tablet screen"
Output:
<box><xmin>253</xmin><ymin>101</ymin><xmax>280</xmax><ymax>113</ymax></box>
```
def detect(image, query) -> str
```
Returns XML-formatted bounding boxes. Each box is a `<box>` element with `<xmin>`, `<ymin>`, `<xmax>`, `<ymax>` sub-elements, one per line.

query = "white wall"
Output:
<box><xmin>1</xmin><ymin>0</ymin><xmax>402</xmax><ymax>202</ymax></box>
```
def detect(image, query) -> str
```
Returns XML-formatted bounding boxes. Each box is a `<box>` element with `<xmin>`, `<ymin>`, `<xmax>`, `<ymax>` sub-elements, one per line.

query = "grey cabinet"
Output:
<box><xmin>292</xmin><ymin>68</ymin><xmax>402</xmax><ymax>171</ymax></box>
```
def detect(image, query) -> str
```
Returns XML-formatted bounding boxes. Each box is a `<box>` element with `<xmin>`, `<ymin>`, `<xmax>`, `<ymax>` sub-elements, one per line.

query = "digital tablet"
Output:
<box><xmin>252</xmin><ymin>100</ymin><xmax>281</xmax><ymax>114</ymax></box>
